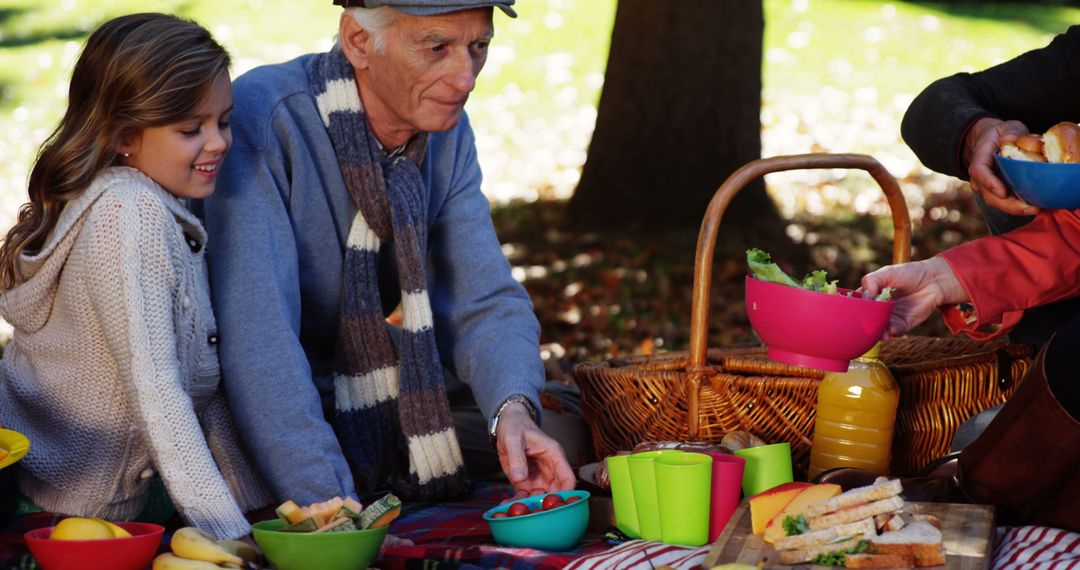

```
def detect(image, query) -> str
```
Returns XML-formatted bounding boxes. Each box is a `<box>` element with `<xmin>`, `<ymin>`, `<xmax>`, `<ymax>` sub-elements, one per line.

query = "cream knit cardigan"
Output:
<box><xmin>0</xmin><ymin>167</ymin><xmax>271</xmax><ymax>539</ymax></box>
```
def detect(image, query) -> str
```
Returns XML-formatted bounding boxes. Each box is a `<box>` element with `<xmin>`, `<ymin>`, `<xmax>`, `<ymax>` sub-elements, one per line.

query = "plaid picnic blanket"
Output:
<box><xmin>376</xmin><ymin>481</ymin><xmax>615</xmax><ymax>569</ymax></box>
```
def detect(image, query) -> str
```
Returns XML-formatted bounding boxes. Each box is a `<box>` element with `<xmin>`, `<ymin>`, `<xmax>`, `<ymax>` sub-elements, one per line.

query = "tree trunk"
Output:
<box><xmin>568</xmin><ymin>0</ymin><xmax>786</xmax><ymax>243</ymax></box>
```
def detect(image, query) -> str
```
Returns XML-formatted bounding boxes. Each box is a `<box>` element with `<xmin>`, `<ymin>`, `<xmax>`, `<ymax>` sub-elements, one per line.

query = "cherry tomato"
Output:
<box><xmin>541</xmin><ymin>494</ymin><xmax>565</xmax><ymax>511</ymax></box>
<box><xmin>491</xmin><ymin>511</ymin><xmax>508</xmax><ymax>518</ymax></box>
<box><xmin>565</xmin><ymin>496</ymin><xmax>581</xmax><ymax>504</ymax></box>
<box><xmin>507</xmin><ymin>502</ymin><xmax>530</xmax><ymax>517</ymax></box>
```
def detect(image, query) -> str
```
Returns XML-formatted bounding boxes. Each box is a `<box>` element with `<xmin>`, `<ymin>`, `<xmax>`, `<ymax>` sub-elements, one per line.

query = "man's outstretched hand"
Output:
<box><xmin>494</xmin><ymin>403</ymin><xmax>576</xmax><ymax>501</ymax></box>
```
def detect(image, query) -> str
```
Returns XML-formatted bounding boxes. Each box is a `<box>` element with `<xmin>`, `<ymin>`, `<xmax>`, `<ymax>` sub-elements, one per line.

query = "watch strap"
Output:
<box><xmin>488</xmin><ymin>394</ymin><xmax>539</xmax><ymax>444</ymax></box>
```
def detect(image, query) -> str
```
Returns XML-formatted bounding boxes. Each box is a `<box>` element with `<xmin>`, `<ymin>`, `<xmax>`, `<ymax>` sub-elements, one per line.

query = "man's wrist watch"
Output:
<box><xmin>488</xmin><ymin>394</ymin><xmax>539</xmax><ymax>445</ymax></box>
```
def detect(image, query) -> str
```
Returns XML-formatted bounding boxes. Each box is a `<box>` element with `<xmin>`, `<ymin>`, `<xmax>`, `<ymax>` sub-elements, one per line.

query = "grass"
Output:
<box><xmin>762</xmin><ymin>0</ymin><xmax>1078</xmax><ymax>106</ymax></box>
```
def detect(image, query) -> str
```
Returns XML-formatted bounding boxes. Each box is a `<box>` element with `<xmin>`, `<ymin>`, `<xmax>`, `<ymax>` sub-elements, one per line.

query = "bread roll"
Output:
<box><xmin>720</xmin><ymin>430</ymin><xmax>766</xmax><ymax>452</ymax></box>
<box><xmin>1001</xmin><ymin>143</ymin><xmax>1045</xmax><ymax>162</ymax></box>
<box><xmin>1016</xmin><ymin>133</ymin><xmax>1045</xmax><ymax>154</ymax></box>
<box><xmin>1043</xmin><ymin>122</ymin><xmax>1080</xmax><ymax>163</ymax></box>
<box><xmin>1001</xmin><ymin>132</ymin><xmax>1047</xmax><ymax>162</ymax></box>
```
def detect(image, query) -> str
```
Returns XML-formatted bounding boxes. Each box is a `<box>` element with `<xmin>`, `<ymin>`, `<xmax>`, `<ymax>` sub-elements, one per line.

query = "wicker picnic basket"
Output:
<box><xmin>573</xmin><ymin>154</ymin><xmax>1034</xmax><ymax>477</ymax></box>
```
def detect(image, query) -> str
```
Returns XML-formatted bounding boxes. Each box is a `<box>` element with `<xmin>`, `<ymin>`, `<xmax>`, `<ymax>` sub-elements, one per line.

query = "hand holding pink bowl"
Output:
<box><xmin>745</xmin><ymin>276</ymin><xmax>893</xmax><ymax>372</ymax></box>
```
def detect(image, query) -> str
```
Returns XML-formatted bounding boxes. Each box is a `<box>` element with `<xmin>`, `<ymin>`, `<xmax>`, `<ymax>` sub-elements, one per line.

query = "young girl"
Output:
<box><xmin>0</xmin><ymin>13</ymin><xmax>270</xmax><ymax>540</ymax></box>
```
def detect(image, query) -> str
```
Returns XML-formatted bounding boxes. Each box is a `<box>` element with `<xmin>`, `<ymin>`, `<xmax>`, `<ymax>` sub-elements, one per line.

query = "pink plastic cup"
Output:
<box><xmin>745</xmin><ymin>276</ymin><xmax>893</xmax><ymax>372</ymax></box>
<box><xmin>702</xmin><ymin>452</ymin><xmax>745</xmax><ymax>542</ymax></box>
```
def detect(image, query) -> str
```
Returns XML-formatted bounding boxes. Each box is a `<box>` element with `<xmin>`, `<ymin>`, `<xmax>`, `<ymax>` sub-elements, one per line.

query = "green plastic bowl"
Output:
<box><xmin>483</xmin><ymin>490</ymin><xmax>590</xmax><ymax>551</ymax></box>
<box><xmin>251</xmin><ymin>519</ymin><xmax>387</xmax><ymax>570</ymax></box>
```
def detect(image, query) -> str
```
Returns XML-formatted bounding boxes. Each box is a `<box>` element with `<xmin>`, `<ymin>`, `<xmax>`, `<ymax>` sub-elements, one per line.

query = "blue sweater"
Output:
<box><xmin>199</xmin><ymin>54</ymin><xmax>544</xmax><ymax>504</ymax></box>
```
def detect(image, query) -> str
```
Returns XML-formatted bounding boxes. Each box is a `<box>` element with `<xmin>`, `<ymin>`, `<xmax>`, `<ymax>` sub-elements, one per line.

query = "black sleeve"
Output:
<box><xmin>901</xmin><ymin>25</ymin><xmax>1080</xmax><ymax>180</ymax></box>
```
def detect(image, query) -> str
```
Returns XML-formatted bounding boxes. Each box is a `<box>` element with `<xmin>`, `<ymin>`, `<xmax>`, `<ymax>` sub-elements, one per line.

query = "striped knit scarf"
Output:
<box><xmin>311</xmin><ymin>47</ymin><xmax>467</xmax><ymax>501</ymax></box>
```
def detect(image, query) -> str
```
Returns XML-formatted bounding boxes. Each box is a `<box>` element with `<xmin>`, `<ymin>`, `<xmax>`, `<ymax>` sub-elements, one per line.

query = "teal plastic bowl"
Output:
<box><xmin>483</xmin><ymin>490</ymin><xmax>590</xmax><ymax>551</ymax></box>
<box><xmin>995</xmin><ymin>153</ymin><xmax>1080</xmax><ymax>209</ymax></box>
<box><xmin>252</xmin><ymin>519</ymin><xmax>387</xmax><ymax>570</ymax></box>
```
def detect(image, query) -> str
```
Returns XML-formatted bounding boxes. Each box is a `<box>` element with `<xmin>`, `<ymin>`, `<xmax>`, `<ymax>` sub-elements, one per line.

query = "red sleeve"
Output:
<box><xmin>938</xmin><ymin>209</ymin><xmax>1080</xmax><ymax>339</ymax></box>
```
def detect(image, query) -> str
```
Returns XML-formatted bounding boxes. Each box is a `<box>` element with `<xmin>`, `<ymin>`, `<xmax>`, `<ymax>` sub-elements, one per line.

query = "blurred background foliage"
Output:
<box><xmin>0</xmin><ymin>0</ymin><xmax>1077</xmax><ymax>365</ymax></box>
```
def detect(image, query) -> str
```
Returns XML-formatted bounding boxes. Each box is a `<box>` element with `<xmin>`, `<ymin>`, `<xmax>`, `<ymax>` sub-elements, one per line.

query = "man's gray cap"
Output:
<box><xmin>333</xmin><ymin>0</ymin><xmax>516</xmax><ymax>18</ymax></box>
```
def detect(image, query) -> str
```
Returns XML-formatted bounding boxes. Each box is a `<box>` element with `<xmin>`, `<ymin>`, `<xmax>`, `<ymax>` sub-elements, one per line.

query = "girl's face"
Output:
<box><xmin>120</xmin><ymin>73</ymin><xmax>233</xmax><ymax>200</ymax></box>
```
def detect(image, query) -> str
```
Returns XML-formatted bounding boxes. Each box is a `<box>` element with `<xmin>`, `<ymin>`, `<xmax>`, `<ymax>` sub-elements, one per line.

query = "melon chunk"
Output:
<box><xmin>358</xmin><ymin>494</ymin><xmax>402</xmax><ymax>529</ymax></box>
<box><xmin>763</xmin><ymin>483</ymin><xmax>842</xmax><ymax>544</ymax></box>
<box><xmin>309</xmin><ymin>497</ymin><xmax>345</xmax><ymax>527</ymax></box>
<box><xmin>274</xmin><ymin>494</ymin><xmax>399</xmax><ymax>533</ymax></box>
<box><xmin>341</xmin><ymin>497</ymin><xmax>365</xmax><ymax>520</ymax></box>
<box><xmin>748</xmin><ymin>482</ymin><xmax>812</xmax><ymax>534</ymax></box>
<box><xmin>282</xmin><ymin>518</ymin><xmax>319</xmax><ymax>532</ymax></box>
<box><xmin>275</xmin><ymin>500</ymin><xmax>308</xmax><ymax>525</ymax></box>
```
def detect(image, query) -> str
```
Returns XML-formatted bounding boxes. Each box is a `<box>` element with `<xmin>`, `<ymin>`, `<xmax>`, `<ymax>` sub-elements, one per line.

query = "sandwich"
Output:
<box><xmin>865</xmin><ymin>521</ymin><xmax>946</xmax><ymax>567</ymax></box>
<box><xmin>773</xmin><ymin>478</ymin><xmax>946</xmax><ymax>568</ymax></box>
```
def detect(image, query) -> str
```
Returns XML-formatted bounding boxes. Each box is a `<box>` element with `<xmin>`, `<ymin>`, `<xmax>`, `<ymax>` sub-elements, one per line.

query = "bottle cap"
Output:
<box><xmin>860</xmin><ymin>342</ymin><xmax>883</xmax><ymax>359</ymax></box>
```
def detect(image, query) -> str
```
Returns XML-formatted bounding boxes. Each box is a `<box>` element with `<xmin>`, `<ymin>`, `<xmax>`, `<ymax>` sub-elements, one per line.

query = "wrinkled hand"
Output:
<box><xmin>964</xmin><ymin>117</ymin><xmax>1039</xmax><ymax>217</ymax></box>
<box><xmin>861</xmin><ymin>257</ymin><xmax>969</xmax><ymax>337</ymax></box>
<box><xmin>495</xmin><ymin>403</ymin><xmax>575</xmax><ymax>501</ymax></box>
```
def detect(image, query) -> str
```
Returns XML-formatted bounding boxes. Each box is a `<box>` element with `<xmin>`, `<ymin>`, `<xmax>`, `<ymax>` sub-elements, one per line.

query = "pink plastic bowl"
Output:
<box><xmin>745</xmin><ymin>276</ymin><xmax>893</xmax><ymax>372</ymax></box>
<box><xmin>25</xmin><ymin>522</ymin><xmax>164</xmax><ymax>570</ymax></box>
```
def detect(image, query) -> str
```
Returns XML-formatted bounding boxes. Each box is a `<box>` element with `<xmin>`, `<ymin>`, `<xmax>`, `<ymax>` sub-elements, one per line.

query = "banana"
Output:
<box><xmin>170</xmin><ymin>527</ymin><xmax>243</xmax><ymax>566</ymax></box>
<box><xmin>215</xmin><ymin>539</ymin><xmax>258</xmax><ymax>564</ymax></box>
<box><xmin>90</xmin><ymin>517</ymin><xmax>133</xmax><ymax>538</ymax></box>
<box><xmin>153</xmin><ymin>553</ymin><xmax>228</xmax><ymax>570</ymax></box>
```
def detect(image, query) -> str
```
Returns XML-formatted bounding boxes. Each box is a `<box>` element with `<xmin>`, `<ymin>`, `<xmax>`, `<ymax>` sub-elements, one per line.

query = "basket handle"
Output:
<box><xmin>683</xmin><ymin>154</ymin><xmax>912</xmax><ymax>437</ymax></box>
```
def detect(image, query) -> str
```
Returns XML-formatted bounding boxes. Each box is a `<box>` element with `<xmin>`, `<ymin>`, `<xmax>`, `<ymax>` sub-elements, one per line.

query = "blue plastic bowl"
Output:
<box><xmin>995</xmin><ymin>153</ymin><xmax>1080</xmax><ymax>209</ymax></box>
<box><xmin>483</xmin><ymin>490</ymin><xmax>590</xmax><ymax>551</ymax></box>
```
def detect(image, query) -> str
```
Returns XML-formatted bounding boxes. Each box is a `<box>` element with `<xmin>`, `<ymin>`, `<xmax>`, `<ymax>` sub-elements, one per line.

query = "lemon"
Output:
<box><xmin>91</xmin><ymin>517</ymin><xmax>132</xmax><ymax>538</ymax></box>
<box><xmin>49</xmin><ymin>517</ymin><xmax>114</xmax><ymax>540</ymax></box>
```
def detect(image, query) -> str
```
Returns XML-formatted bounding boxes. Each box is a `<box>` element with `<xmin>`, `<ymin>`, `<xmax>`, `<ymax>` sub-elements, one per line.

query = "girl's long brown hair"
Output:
<box><xmin>0</xmin><ymin>13</ymin><xmax>230</xmax><ymax>289</ymax></box>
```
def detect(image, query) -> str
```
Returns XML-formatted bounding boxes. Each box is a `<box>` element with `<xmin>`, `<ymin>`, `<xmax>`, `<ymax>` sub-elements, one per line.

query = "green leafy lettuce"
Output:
<box><xmin>747</xmin><ymin>248</ymin><xmax>892</xmax><ymax>302</ymax></box>
<box><xmin>782</xmin><ymin>514</ymin><xmax>810</xmax><ymax>536</ymax></box>
<box><xmin>746</xmin><ymin>248</ymin><xmax>800</xmax><ymax>288</ymax></box>
<box><xmin>874</xmin><ymin>287</ymin><xmax>894</xmax><ymax>302</ymax></box>
<box><xmin>812</xmin><ymin>539</ymin><xmax>872</xmax><ymax>566</ymax></box>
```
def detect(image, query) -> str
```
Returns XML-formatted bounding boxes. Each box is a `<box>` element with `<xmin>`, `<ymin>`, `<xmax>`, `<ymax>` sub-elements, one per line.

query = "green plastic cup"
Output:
<box><xmin>605</xmin><ymin>455</ymin><xmax>640</xmax><ymax>538</ymax></box>
<box><xmin>733</xmin><ymin>442</ymin><xmax>794</xmax><ymax>496</ymax></box>
<box><xmin>627</xmin><ymin>449</ymin><xmax>682</xmax><ymax>541</ymax></box>
<box><xmin>655</xmin><ymin>452</ymin><xmax>712</xmax><ymax>546</ymax></box>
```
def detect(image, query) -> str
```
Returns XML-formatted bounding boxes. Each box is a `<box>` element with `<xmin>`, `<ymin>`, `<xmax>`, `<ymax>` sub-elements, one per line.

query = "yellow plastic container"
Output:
<box><xmin>808</xmin><ymin>343</ymin><xmax>899</xmax><ymax>478</ymax></box>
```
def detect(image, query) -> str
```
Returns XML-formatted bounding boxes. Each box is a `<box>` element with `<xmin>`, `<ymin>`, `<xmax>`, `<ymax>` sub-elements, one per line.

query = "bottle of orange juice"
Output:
<box><xmin>808</xmin><ymin>343</ymin><xmax>899</xmax><ymax>478</ymax></box>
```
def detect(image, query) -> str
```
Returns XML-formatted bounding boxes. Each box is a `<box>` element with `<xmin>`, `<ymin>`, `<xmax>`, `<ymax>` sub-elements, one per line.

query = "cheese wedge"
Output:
<box><xmin>763</xmin><ymin>483</ymin><xmax>842</xmax><ymax>544</ymax></box>
<box><xmin>748</xmin><ymin>482</ymin><xmax>812</xmax><ymax>534</ymax></box>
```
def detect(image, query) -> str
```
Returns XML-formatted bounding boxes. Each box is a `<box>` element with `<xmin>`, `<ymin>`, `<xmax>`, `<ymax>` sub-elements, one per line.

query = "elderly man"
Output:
<box><xmin>200</xmin><ymin>0</ymin><xmax>574</xmax><ymax>504</ymax></box>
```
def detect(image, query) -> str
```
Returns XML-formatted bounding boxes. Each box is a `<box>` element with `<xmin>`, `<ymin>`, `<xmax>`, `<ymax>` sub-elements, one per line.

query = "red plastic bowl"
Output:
<box><xmin>745</xmin><ymin>276</ymin><xmax>892</xmax><ymax>372</ymax></box>
<box><xmin>25</xmin><ymin>522</ymin><xmax>164</xmax><ymax>570</ymax></box>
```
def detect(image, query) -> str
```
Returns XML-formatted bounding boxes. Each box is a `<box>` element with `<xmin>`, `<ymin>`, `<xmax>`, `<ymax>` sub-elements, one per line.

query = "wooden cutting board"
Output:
<box><xmin>701</xmin><ymin>501</ymin><xmax>995</xmax><ymax>569</ymax></box>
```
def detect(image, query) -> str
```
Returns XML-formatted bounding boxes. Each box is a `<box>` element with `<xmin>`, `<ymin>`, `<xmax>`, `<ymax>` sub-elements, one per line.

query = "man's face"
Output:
<box><xmin>357</xmin><ymin>8</ymin><xmax>493</xmax><ymax>140</ymax></box>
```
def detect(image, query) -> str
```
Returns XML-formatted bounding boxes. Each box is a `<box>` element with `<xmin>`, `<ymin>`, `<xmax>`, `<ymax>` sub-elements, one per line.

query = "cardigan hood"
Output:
<box><xmin>0</xmin><ymin>167</ymin><xmax>206</xmax><ymax>334</ymax></box>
